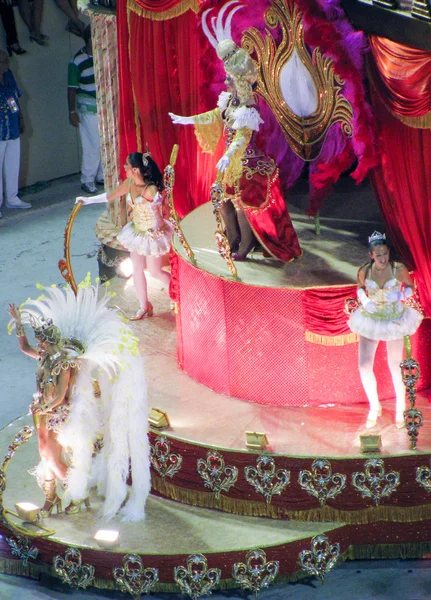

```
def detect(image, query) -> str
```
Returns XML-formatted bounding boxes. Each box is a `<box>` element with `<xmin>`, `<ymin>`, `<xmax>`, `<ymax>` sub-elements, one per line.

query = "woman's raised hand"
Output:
<box><xmin>7</xmin><ymin>303</ymin><xmax>21</xmax><ymax>323</ymax></box>
<box><xmin>169</xmin><ymin>112</ymin><xmax>195</xmax><ymax>125</ymax></box>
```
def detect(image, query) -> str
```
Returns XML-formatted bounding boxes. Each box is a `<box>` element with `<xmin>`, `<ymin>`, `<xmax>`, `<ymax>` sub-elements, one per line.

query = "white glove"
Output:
<box><xmin>403</xmin><ymin>286</ymin><xmax>413</xmax><ymax>299</ymax></box>
<box><xmin>385</xmin><ymin>290</ymin><xmax>402</xmax><ymax>303</ymax></box>
<box><xmin>216</xmin><ymin>155</ymin><xmax>230</xmax><ymax>173</ymax></box>
<box><xmin>358</xmin><ymin>288</ymin><xmax>378</xmax><ymax>314</ymax></box>
<box><xmin>75</xmin><ymin>193</ymin><xmax>107</xmax><ymax>205</ymax></box>
<box><xmin>169</xmin><ymin>112</ymin><xmax>195</xmax><ymax>126</ymax></box>
<box><xmin>385</xmin><ymin>287</ymin><xmax>413</xmax><ymax>303</ymax></box>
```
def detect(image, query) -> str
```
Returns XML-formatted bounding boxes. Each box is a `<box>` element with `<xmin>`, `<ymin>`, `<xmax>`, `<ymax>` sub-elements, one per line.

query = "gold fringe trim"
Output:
<box><xmin>347</xmin><ymin>541</ymin><xmax>431</xmax><ymax>561</ymax></box>
<box><xmin>305</xmin><ymin>330</ymin><xmax>359</xmax><ymax>346</ymax></box>
<box><xmin>152</xmin><ymin>475</ymin><xmax>431</xmax><ymax>524</ymax></box>
<box><xmin>393</xmin><ymin>111</ymin><xmax>431</xmax><ymax>129</ymax></box>
<box><xmin>127</xmin><ymin>0</ymin><xmax>199</xmax><ymax>20</ymax></box>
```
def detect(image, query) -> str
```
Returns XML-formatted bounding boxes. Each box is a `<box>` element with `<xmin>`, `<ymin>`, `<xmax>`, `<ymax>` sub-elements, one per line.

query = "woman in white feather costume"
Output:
<box><xmin>8</xmin><ymin>283</ymin><xmax>150</xmax><ymax>522</ymax></box>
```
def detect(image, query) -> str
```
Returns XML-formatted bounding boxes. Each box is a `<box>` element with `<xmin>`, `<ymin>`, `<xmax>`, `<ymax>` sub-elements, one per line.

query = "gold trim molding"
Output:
<box><xmin>127</xmin><ymin>0</ymin><xmax>199</xmax><ymax>20</ymax></box>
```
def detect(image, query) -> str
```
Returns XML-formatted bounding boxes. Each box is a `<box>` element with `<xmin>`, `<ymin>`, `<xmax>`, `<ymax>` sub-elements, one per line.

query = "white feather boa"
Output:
<box><xmin>21</xmin><ymin>285</ymin><xmax>150</xmax><ymax>521</ymax></box>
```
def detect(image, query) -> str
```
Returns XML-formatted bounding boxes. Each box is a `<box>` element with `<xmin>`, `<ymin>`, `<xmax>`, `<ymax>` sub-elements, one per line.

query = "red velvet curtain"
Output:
<box><xmin>367</xmin><ymin>37</ymin><xmax>431</xmax><ymax>316</ymax></box>
<box><xmin>369</xmin><ymin>93</ymin><xmax>431</xmax><ymax>316</ymax></box>
<box><xmin>117</xmin><ymin>0</ymin><xmax>216</xmax><ymax>218</ymax></box>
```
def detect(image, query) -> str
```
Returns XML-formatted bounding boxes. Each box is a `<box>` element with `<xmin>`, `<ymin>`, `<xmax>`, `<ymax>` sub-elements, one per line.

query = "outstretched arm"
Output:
<box><xmin>7</xmin><ymin>304</ymin><xmax>38</xmax><ymax>359</ymax></box>
<box><xmin>76</xmin><ymin>180</ymin><xmax>130</xmax><ymax>205</ymax></box>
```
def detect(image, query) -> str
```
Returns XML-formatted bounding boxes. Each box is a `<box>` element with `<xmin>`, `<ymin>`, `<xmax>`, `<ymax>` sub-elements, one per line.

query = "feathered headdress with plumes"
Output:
<box><xmin>202</xmin><ymin>1</ymin><xmax>257</xmax><ymax>104</ymax></box>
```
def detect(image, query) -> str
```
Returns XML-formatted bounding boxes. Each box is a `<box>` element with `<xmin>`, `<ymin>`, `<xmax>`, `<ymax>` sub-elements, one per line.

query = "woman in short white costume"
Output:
<box><xmin>348</xmin><ymin>232</ymin><xmax>423</xmax><ymax>428</ymax></box>
<box><xmin>77</xmin><ymin>151</ymin><xmax>172</xmax><ymax>320</ymax></box>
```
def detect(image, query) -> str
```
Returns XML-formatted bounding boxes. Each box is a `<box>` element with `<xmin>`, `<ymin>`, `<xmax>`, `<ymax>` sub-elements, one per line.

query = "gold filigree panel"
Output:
<box><xmin>242</xmin><ymin>0</ymin><xmax>353</xmax><ymax>161</ymax></box>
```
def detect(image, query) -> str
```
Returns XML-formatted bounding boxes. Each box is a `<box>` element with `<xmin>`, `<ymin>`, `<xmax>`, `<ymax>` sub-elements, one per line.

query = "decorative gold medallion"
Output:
<box><xmin>298</xmin><ymin>534</ymin><xmax>340</xmax><ymax>583</ymax></box>
<box><xmin>416</xmin><ymin>460</ymin><xmax>431</xmax><ymax>493</ymax></box>
<box><xmin>113</xmin><ymin>554</ymin><xmax>159</xmax><ymax>596</ymax></box>
<box><xmin>244</xmin><ymin>455</ymin><xmax>290</xmax><ymax>504</ymax></box>
<box><xmin>174</xmin><ymin>554</ymin><xmax>221</xmax><ymax>600</ymax></box>
<box><xmin>232</xmin><ymin>548</ymin><xmax>279</xmax><ymax>594</ymax></box>
<box><xmin>242</xmin><ymin>0</ymin><xmax>353</xmax><ymax>161</ymax></box>
<box><xmin>210</xmin><ymin>174</ymin><xmax>238</xmax><ymax>278</ymax></box>
<box><xmin>352</xmin><ymin>459</ymin><xmax>400</xmax><ymax>506</ymax></box>
<box><xmin>197</xmin><ymin>450</ymin><xmax>238</xmax><ymax>499</ymax></box>
<box><xmin>150</xmin><ymin>435</ymin><xmax>183</xmax><ymax>481</ymax></box>
<box><xmin>298</xmin><ymin>459</ymin><xmax>346</xmax><ymax>506</ymax></box>
<box><xmin>53</xmin><ymin>548</ymin><xmax>95</xmax><ymax>589</ymax></box>
<box><xmin>5</xmin><ymin>534</ymin><xmax>39</xmax><ymax>567</ymax></box>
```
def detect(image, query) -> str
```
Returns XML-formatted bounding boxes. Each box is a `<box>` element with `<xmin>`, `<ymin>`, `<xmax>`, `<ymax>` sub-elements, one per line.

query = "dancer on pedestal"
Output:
<box><xmin>8</xmin><ymin>283</ymin><xmax>150</xmax><ymax>521</ymax></box>
<box><xmin>348</xmin><ymin>232</ymin><xmax>423</xmax><ymax>429</ymax></box>
<box><xmin>77</xmin><ymin>151</ymin><xmax>172</xmax><ymax>320</ymax></box>
<box><xmin>169</xmin><ymin>1</ymin><xmax>301</xmax><ymax>262</ymax></box>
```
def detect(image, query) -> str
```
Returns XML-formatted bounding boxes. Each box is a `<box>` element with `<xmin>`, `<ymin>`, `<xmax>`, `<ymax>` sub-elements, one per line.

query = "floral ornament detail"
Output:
<box><xmin>298</xmin><ymin>534</ymin><xmax>340</xmax><ymax>584</ymax></box>
<box><xmin>210</xmin><ymin>177</ymin><xmax>238</xmax><ymax>278</ymax></box>
<box><xmin>298</xmin><ymin>459</ymin><xmax>346</xmax><ymax>507</ymax></box>
<box><xmin>150</xmin><ymin>435</ymin><xmax>183</xmax><ymax>481</ymax></box>
<box><xmin>113</xmin><ymin>554</ymin><xmax>159</xmax><ymax>596</ymax></box>
<box><xmin>244</xmin><ymin>455</ymin><xmax>290</xmax><ymax>504</ymax></box>
<box><xmin>197</xmin><ymin>450</ymin><xmax>238</xmax><ymax>499</ymax></box>
<box><xmin>416</xmin><ymin>460</ymin><xmax>431</xmax><ymax>494</ymax></box>
<box><xmin>232</xmin><ymin>548</ymin><xmax>279</xmax><ymax>594</ymax></box>
<box><xmin>5</xmin><ymin>534</ymin><xmax>39</xmax><ymax>567</ymax></box>
<box><xmin>0</xmin><ymin>426</ymin><xmax>35</xmax><ymax>514</ymax></box>
<box><xmin>53</xmin><ymin>548</ymin><xmax>95</xmax><ymax>589</ymax></box>
<box><xmin>351</xmin><ymin>459</ymin><xmax>400</xmax><ymax>506</ymax></box>
<box><xmin>174</xmin><ymin>554</ymin><xmax>221</xmax><ymax>600</ymax></box>
<box><xmin>400</xmin><ymin>351</ymin><xmax>423</xmax><ymax>449</ymax></box>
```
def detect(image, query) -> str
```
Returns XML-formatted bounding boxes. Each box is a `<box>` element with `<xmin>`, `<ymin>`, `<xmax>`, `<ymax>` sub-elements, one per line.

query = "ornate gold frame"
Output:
<box><xmin>242</xmin><ymin>0</ymin><xmax>353</xmax><ymax>161</ymax></box>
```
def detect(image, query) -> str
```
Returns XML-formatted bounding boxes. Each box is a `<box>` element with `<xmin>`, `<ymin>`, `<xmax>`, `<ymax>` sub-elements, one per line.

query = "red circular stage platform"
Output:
<box><xmin>174</xmin><ymin>203</ymin><xmax>431</xmax><ymax>407</ymax></box>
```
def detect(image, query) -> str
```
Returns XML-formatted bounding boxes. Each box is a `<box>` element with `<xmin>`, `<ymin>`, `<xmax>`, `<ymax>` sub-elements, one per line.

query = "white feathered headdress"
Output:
<box><xmin>202</xmin><ymin>0</ymin><xmax>257</xmax><ymax>104</ymax></box>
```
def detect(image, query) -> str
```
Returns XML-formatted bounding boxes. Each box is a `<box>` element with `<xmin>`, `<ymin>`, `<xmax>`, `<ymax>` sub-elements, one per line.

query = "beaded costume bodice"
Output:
<box><xmin>364</xmin><ymin>276</ymin><xmax>404</xmax><ymax>320</ymax></box>
<box><xmin>127</xmin><ymin>191</ymin><xmax>164</xmax><ymax>233</ymax></box>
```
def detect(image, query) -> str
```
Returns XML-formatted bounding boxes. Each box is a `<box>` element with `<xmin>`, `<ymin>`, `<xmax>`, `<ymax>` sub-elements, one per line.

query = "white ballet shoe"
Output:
<box><xmin>365</xmin><ymin>404</ymin><xmax>382</xmax><ymax>429</ymax></box>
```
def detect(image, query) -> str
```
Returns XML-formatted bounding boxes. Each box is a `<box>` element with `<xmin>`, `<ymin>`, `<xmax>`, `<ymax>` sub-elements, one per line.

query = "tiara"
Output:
<box><xmin>29</xmin><ymin>315</ymin><xmax>62</xmax><ymax>345</ymax></box>
<box><xmin>368</xmin><ymin>231</ymin><xmax>386</xmax><ymax>244</ymax></box>
<box><xmin>142</xmin><ymin>145</ymin><xmax>151</xmax><ymax>167</ymax></box>
<box><xmin>223</xmin><ymin>46</ymin><xmax>239</xmax><ymax>63</ymax></box>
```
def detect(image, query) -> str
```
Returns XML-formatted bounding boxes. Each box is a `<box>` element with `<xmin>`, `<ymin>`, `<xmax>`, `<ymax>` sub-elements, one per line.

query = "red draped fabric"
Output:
<box><xmin>369</xmin><ymin>92</ymin><xmax>431</xmax><ymax>316</ymax></box>
<box><xmin>117</xmin><ymin>0</ymin><xmax>216</xmax><ymax>218</ymax></box>
<box><xmin>367</xmin><ymin>37</ymin><xmax>431</xmax><ymax>316</ymax></box>
<box><xmin>369</xmin><ymin>36</ymin><xmax>431</xmax><ymax>118</ymax></box>
<box><xmin>303</xmin><ymin>285</ymin><xmax>358</xmax><ymax>338</ymax></box>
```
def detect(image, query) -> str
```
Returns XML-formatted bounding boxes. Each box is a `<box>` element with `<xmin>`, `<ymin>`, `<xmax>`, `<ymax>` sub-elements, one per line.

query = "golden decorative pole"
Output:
<box><xmin>401</xmin><ymin>335</ymin><xmax>423</xmax><ymax>450</ymax></box>
<box><xmin>58</xmin><ymin>201</ymin><xmax>83</xmax><ymax>296</ymax></box>
<box><xmin>210</xmin><ymin>173</ymin><xmax>238</xmax><ymax>279</ymax></box>
<box><xmin>164</xmin><ymin>145</ymin><xmax>196</xmax><ymax>265</ymax></box>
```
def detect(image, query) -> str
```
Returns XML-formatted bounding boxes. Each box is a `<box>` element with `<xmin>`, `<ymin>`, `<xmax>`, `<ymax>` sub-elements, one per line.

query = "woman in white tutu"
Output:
<box><xmin>77</xmin><ymin>151</ymin><xmax>172</xmax><ymax>320</ymax></box>
<box><xmin>348</xmin><ymin>232</ymin><xmax>423</xmax><ymax>428</ymax></box>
